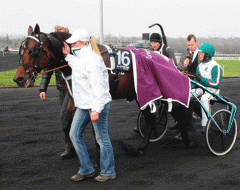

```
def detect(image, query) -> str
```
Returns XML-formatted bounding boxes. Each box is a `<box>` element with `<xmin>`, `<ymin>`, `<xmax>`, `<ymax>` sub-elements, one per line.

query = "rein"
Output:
<box><xmin>37</xmin><ymin>64</ymin><xmax>69</xmax><ymax>75</ymax></box>
<box><xmin>37</xmin><ymin>48</ymin><xmax>109</xmax><ymax>76</ymax></box>
<box><xmin>181</xmin><ymin>71</ymin><xmax>196</xmax><ymax>78</ymax></box>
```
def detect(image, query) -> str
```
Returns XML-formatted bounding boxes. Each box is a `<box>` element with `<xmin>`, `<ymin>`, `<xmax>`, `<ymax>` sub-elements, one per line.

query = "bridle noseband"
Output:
<box><xmin>19</xmin><ymin>34</ymin><xmax>48</xmax><ymax>83</ymax></box>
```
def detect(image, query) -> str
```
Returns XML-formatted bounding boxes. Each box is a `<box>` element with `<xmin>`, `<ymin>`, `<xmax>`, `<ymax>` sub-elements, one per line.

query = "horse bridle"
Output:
<box><xmin>19</xmin><ymin>34</ymin><xmax>48</xmax><ymax>83</ymax></box>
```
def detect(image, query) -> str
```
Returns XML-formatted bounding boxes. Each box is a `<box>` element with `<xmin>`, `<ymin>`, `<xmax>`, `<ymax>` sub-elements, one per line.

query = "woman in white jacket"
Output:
<box><xmin>62</xmin><ymin>29</ymin><xmax>116</xmax><ymax>182</ymax></box>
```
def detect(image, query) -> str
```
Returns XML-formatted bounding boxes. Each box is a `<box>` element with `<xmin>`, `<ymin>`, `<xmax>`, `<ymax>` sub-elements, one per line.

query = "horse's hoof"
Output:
<box><xmin>133</xmin><ymin>127</ymin><xmax>140</xmax><ymax>134</ymax></box>
<box><xmin>185</xmin><ymin>141</ymin><xmax>194</xmax><ymax>149</ymax></box>
<box><xmin>173</xmin><ymin>133</ymin><xmax>183</xmax><ymax>141</ymax></box>
<box><xmin>133</xmin><ymin>148</ymin><xmax>146</xmax><ymax>156</ymax></box>
<box><xmin>60</xmin><ymin>150</ymin><xmax>77</xmax><ymax>159</ymax></box>
<box><xmin>121</xmin><ymin>142</ymin><xmax>145</xmax><ymax>157</ymax></box>
<box><xmin>92</xmin><ymin>160</ymin><xmax>99</xmax><ymax>168</ymax></box>
<box><xmin>92</xmin><ymin>163</ymin><xmax>98</xmax><ymax>168</ymax></box>
<box><xmin>136</xmin><ymin>148</ymin><xmax>145</xmax><ymax>156</ymax></box>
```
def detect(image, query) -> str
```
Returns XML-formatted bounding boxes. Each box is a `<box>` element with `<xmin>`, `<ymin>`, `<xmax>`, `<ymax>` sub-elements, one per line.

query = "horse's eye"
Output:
<box><xmin>29</xmin><ymin>50</ymin><xmax>33</xmax><ymax>55</ymax></box>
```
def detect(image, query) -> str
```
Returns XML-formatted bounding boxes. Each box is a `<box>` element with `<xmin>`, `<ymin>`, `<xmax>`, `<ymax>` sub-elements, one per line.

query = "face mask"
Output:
<box><xmin>71</xmin><ymin>47</ymin><xmax>81</xmax><ymax>55</ymax></box>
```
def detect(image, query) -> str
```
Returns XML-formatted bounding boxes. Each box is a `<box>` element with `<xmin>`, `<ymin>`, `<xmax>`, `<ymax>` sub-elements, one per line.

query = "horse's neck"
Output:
<box><xmin>97</xmin><ymin>44</ymin><xmax>110</xmax><ymax>68</ymax></box>
<box><xmin>47</xmin><ymin>34</ymin><xmax>64</xmax><ymax>59</ymax></box>
<box><xmin>47</xmin><ymin>32</ymin><xmax>72</xmax><ymax>62</ymax></box>
<box><xmin>61</xmin><ymin>66</ymin><xmax>72</xmax><ymax>77</ymax></box>
<box><xmin>47</xmin><ymin>57</ymin><xmax>71</xmax><ymax>77</ymax></box>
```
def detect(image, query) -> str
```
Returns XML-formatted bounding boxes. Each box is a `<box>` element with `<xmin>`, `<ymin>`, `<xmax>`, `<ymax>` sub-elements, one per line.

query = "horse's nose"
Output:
<box><xmin>13</xmin><ymin>77</ymin><xmax>24</xmax><ymax>84</ymax></box>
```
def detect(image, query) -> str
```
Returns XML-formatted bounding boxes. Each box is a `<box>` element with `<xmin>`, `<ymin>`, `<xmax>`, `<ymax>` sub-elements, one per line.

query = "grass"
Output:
<box><xmin>216</xmin><ymin>60</ymin><xmax>240</xmax><ymax>77</ymax></box>
<box><xmin>0</xmin><ymin>69</ymin><xmax>56</xmax><ymax>87</ymax></box>
<box><xmin>0</xmin><ymin>60</ymin><xmax>239</xmax><ymax>87</ymax></box>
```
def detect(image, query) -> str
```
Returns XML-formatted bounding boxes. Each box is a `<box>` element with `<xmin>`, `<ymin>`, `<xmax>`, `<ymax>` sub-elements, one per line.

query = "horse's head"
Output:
<box><xmin>13</xmin><ymin>24</ymin><xmax>54</xmax><ymax>87</ymax></box>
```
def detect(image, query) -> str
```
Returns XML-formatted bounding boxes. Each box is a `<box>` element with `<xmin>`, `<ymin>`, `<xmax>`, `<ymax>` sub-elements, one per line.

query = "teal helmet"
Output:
<box><xmin>198</xmin><ymin>43</ymin><xmax>215</xmax><ymax>58</ymax></box>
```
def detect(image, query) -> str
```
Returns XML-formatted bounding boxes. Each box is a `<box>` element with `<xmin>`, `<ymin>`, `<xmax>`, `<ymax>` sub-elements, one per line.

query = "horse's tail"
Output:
<box><xmin>90</xmin><ymin>37</ymin><xmax>102</xmax><ymax>58</ymax></box>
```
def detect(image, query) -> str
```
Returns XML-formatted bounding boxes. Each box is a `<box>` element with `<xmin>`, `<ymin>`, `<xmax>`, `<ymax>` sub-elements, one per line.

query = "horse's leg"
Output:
<box><xmin>138</xmin><ymin>105</ymin><xmax>156</xmax><ymax>151</ymax></box>
<box><xmin>90</xmin><ymin>123</ymin><xmax>100</xmax><ymax>167</ymax></box>
<box><xmin>121</xmin><ymin>103</ymin><xmax>156</xmax><ymax>156</ymax></box>
<box><xmin>170</xmin><ymin>104</ymin><xmax>193</xmax><ymax>148</ymax></box>
<box><xmin>59</xmin><ymin>89</ymin><xmax>66</xmax><ymax>107</ymax></box>
<box><xmin>189</xmin><ymin>99</ymin><xmax>202</xmax><ymax>118</ymax></box>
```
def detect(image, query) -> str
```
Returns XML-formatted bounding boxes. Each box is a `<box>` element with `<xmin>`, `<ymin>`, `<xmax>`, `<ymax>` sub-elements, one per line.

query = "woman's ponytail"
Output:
<box><xmin>90</xmin><ymin>37</ymin><xmax>102</xmax><ymax>58</ymax></box>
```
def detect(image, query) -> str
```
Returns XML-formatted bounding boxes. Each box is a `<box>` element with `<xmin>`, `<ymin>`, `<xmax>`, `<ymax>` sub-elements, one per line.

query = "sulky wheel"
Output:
<box><xmin>137</xmin><ymin>105</ymin><xmax>169</xmax><ymax>142</ymax></box>
<box><xmin>206</xmin><ymin>109</ymin><xmax>237</xmax><ymax>156</ymax></box>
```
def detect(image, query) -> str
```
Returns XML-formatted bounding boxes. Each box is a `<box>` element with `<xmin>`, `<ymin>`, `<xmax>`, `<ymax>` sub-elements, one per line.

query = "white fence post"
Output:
<box><xmin>223</xmin><ymin>65</ymin><xmax>224</xmax><ymax>77</ymax></box>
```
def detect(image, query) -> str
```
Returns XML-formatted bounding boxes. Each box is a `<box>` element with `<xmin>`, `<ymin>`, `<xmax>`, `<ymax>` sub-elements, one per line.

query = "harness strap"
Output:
<box><xmin>149</xmin><ymin>102</ymin><xmax>157</xmax><ymax>113</ymax></box>
<box><xmin>182</xmin><ymin>71</ymin><xmax>196</xmax><ymax>78</ymax></box>
<box><xmin>61</xmin><ymin>73</ymin><xmax>73</xmax><ymax>97</ymax></box>
<box><xmin>27</xmin><ymin>36</ymin><xmax>42</xmax><ymax>44</ymax></box>
<box><xmin>167</xmin><ymin>98</ymin><xmax>173</xmax><ymax>112</ymax></box>
<box><xmin>104</xmin><ymin>45</ymin><xmax>115</xmax><ymax>71</ymax></box>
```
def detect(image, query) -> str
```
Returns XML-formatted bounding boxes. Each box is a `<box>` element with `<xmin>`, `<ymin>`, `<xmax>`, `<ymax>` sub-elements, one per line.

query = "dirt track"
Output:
<box><xmin>0</xmin><ymin>54</ymin><xmax>240</xmax><ymax>189</ymax></box>
<box><xmin>0</xmin><ymin>53</ymin><xmax>19</xmax><ymax>72</ymax></box>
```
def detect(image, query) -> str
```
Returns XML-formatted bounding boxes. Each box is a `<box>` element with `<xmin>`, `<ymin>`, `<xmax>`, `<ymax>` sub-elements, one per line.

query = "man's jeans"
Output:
<box><xmin>70</xmin><ymin>103</ymin><xmax>115</xmax><ymax>176</ymax></box>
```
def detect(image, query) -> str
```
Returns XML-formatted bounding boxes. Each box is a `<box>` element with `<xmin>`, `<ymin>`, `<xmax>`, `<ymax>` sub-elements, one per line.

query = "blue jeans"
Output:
<box><xmin>69</xmin><ymin>103</ymin><xmax>115</xmax><ymax>176</ymax></box>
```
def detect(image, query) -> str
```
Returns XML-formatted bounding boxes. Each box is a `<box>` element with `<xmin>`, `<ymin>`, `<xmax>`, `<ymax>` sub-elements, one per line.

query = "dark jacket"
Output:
<box><xmin>39</xmin><ymin>70</ymin><xmax>64</xmax><ymax>92</ymax></box>
<box><xmin>179</xmin><ymin>49</ymin><xmax>199</xmax><ymax>75</ymax></box>
<box><xmin>149</xmin><ymin>44</ymin><xmax>177</xmax><ymax>66</ymax></box>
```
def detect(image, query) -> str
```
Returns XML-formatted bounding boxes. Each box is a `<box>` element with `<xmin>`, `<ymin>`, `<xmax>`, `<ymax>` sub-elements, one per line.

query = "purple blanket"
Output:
<box><xmin>124</xmin><ymin>46</ymin><xmax>190</xmax><ymax>110</ymax></box>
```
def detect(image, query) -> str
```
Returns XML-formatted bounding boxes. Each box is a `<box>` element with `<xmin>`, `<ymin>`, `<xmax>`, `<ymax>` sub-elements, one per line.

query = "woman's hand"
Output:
<box><xmin>62</xmin><ymin>42</ymin><xmax>70</xmax><ymax>56</ymax></box>
<box><xmin>91</xmin><ymin>111</ymin><xmax>99</xmax><ymax>122</ymax></box>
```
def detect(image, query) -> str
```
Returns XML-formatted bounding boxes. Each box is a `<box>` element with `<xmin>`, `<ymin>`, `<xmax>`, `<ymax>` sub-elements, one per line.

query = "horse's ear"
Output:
<box><xmin>34</xmin><ymin>24</ymin><xmax>40</xmax><ymax>35</ymax></box>
<box><xmin>28</xmin><ymin>25</ymin><xmax>33</xmax><ymax>35</ymax></box>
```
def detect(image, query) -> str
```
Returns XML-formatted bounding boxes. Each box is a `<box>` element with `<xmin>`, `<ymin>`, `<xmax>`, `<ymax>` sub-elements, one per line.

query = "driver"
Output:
<box><xmin>191</xmin><ymin>43</ymin><xmax>223</xmax><ymax>133</ymax></box>
<box><xmin>39</xmin><ymin>25</ymin><xmax>75</xmax><ymax>159</ymax></box>
<box><xmin>149</xmin><ymin>33</ymin><xmax>177</xmax><ymax>65</ymax></box>
<box><xmin>134</xmin><ymin>33</ymin><xmax>177</xmax><ymax>133</ymax></box>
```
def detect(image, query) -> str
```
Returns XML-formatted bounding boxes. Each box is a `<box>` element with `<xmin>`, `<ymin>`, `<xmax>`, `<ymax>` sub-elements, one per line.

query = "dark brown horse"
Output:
<box><xmin>13</xmin><ymin>24</ymin><xmax>193</xmax><ymax>157</ymax></box>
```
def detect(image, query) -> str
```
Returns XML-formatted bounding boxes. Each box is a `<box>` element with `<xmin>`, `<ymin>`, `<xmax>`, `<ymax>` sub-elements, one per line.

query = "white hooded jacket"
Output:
<box><xmin>65</xmin><ymin>45</ymin><xmax>112</xmax><ymax>113</ymax></box>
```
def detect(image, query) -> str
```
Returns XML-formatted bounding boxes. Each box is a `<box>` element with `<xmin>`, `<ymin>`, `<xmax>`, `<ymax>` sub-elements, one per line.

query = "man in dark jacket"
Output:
<box><xmin>39</xmin><ymin>70</ymin><xmax>65</xmax><ymax>104</ymax></box>
<box><xmin>39</xmin><ymin>25</ymin><xmax>76</xmax><ymax>158</ymax></box>
<box><xmin>134</xmin><ymin>33</ymin><xmax>177</xmax><ymax>133</ymax></box>
<box><xmin>171</xmin><ymin>34</ymin><xmax>199</xmax><ymax>140</ymax></box>
<box><xmin>149</xmin><ymin>33</ymin><xmax>177</xmax><ymax>66</ymax></box>
<box><xmin>178</xmin><ymin>34</ymin><xmax>199</xmax><ymax>75</ymax></box>
<box><xmin>39</xmin><ymin>70</ymin><xmax>75</xmax><ymax>158</ymax></box>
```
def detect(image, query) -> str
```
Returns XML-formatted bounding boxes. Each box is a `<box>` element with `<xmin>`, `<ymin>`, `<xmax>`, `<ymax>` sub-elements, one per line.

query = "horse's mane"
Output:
<box><xmin>46</xmin><ymin>32</ymin><xmax>72</xmax><ymax>61</ymax></box>
<box><xmin>49</xmin><ymin>32</ymin><xmax>71</xmax><ymax>43</ymax></box>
